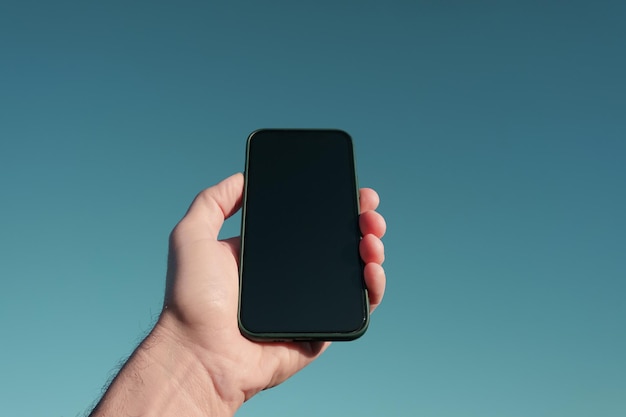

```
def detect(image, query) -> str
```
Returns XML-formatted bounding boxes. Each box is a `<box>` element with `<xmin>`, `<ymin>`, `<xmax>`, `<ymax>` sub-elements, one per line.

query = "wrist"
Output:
<box><xmin>154</xmin><ymin>310</ymin><xmax>248</xmax><ymax>413</ymax></box>
<box><xmin>91</xmin><ymin>315</ymin><xmax>239</xmax><ymax>417</ymax></box>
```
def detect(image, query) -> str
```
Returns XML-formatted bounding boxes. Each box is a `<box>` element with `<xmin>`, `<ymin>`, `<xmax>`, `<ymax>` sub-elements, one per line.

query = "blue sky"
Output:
<box><xmin>1</xmin><ymin>1</ymin><xmax>625</xmax><ymax>416</ymax></box>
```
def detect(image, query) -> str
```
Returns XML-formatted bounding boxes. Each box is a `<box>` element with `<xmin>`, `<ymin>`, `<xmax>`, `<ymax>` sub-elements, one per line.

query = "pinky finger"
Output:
<box><xmin>364</xmin><ymin>262</ymin><xmax>386</xmax><ymax>313</ymax></box>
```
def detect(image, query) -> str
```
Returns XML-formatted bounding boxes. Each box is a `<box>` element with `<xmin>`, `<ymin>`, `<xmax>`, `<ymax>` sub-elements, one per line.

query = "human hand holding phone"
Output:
<box><xmin>163</xmin><ymin>171</ymin><xmax>386</xmax><ymax>405</ymax></box>
<box><xmin>91</xmin><ymin>170</ymin><xmax>386</xmax><ymax>416</ymax></box>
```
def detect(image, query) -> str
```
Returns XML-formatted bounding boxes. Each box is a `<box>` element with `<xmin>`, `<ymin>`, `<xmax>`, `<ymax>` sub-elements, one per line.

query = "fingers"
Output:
<box><xmin>360</xmin><ymin>234</ymin><xmax>385</xmax><ymax>264</ymax></box>
<box><xmin>359</xmin><ymin>210</ymin><xmax>386</xmax><ymax>239</ymax></box>
<box><xmin>183</xmin><ymin>173</ymin><xmax>244</xmax><ymax>239</ymax></box>
<box><xmin>360</xmin><ymin>234</ymin><xmax>386</xmax><ymax>311</ymax></box>
<box><xmin>359</xmin><ymin>188</ymin><xmax>379</xmax><ymax>212</ymax></box>
<box><xmin>364</xmin><ymin>263</ymin><xmax>386</xmax><ymax>312</ymax></box>
<box><xmin>358</xmin><ymin>188</ymin><xmax>386</xmax><ymax>311</ymax></box>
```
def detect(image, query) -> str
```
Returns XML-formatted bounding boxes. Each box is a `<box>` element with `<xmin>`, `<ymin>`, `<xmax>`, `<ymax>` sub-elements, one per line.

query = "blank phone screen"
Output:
<box><xmin>239</xmin><ymin>129</ymin><xmax>368</xmax><ymax>338</ymax></box>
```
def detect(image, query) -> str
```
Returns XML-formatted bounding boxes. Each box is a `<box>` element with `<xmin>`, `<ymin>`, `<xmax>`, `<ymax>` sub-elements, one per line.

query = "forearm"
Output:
<box><xmin>90</xmin><ymin>320</ymin><xmax>236</xmax><ymax>417</ymax></box>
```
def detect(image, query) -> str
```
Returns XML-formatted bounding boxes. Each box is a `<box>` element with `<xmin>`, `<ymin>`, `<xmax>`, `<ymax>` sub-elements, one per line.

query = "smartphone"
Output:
<box><xmin>238</xmin><ymin>129</ymin><xmax>369</xmax><ymax>341</ymax></box>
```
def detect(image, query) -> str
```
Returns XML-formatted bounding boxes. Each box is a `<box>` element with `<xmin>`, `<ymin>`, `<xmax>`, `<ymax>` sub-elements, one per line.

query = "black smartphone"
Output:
<box><xmin>238</xmin><ymin>129</ymin><xmax>369</xmax><ymax>341</ymax></box>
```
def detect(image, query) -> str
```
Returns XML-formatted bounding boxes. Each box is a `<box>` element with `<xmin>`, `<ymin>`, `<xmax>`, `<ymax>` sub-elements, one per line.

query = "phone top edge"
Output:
<box><xmin>247</xmin><ymin>128</ymin><xmax>353</xmax><ymax>140</ymax></box>
<box><xmin>248</xmin><ymin>128</ymin><xmax>351</xmax><ymax>133</ymax></box>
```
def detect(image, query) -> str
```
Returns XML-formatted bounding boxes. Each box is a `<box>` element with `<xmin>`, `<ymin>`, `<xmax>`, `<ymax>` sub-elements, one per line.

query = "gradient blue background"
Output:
<box><xmin>1</xmin><ymin>1</ymin><xmax>625</xmax><ymax>416</ymax></box>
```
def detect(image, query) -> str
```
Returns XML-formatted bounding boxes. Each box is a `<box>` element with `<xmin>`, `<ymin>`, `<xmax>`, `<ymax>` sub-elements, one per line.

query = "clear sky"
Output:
<box><xmin>1</xmin><ymin>1</ymin><xmax>625</xmax><ymax>416</ymax></box>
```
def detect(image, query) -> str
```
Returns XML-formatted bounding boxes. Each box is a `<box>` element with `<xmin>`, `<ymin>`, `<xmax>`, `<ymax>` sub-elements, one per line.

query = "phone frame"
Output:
<box><xmin>237</xmin><ymin>128</ymin><xmax>369</xmax><ymax>342</ymax></box>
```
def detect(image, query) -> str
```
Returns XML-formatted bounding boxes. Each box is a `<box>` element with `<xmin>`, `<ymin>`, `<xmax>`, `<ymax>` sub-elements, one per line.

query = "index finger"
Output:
<box><xmin>359</xmin><ymin>188</ymin><xmax>380</xmax><ymax>212</ymax></box>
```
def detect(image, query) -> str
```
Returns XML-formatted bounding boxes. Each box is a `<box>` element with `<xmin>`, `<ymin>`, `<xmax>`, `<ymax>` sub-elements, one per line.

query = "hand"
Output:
<box><xmin>91</xmin><ymin>173</ymin><xmax>386</xmax><ymax>416</ymax></box>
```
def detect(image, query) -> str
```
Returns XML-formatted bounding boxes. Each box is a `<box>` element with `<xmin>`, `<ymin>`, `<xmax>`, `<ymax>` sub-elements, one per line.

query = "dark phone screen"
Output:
<box><xmin>239</xmin><ymin>129</ymin><xmax>367</xmax><ymax>337</ymax></box>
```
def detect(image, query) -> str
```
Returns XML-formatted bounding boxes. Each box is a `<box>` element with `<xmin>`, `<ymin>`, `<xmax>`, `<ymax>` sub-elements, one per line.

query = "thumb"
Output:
<box><xmin>183</xmin><ymin>173</ymin><xmax>244</xmax><ymax>240</ymax></box>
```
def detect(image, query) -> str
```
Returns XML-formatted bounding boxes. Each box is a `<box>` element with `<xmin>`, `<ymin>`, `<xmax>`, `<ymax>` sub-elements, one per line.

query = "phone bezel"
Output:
<box><xmin>237</xmin><ymin>128</ymin><xmax>370</xmax><ymax>342</ymax></box>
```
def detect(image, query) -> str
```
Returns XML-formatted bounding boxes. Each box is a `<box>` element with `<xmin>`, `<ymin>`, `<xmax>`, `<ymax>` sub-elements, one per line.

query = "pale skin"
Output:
<box><xmin>90</xmin><ymin>173</ymin><xmax>387</xmax><ymax>417</ymax></box>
